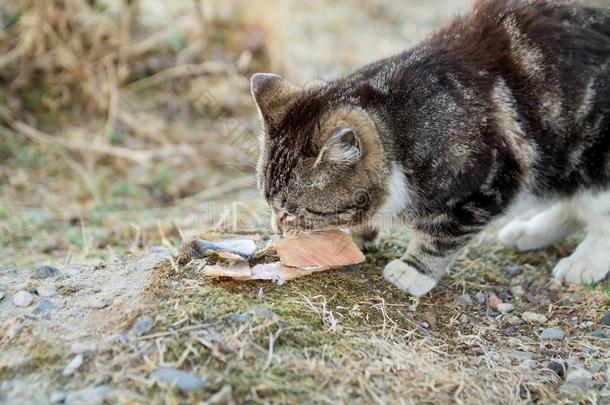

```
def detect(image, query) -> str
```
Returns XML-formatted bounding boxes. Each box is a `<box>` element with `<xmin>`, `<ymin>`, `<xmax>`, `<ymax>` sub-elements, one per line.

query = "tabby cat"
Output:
<box><xmin>250</xmin><ymin>0</ymin><xmax>610</xmax><ymax>296</ymax></box>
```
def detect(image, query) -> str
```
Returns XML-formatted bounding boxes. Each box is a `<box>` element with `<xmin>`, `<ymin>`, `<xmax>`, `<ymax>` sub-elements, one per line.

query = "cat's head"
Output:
<box><xmin>250</xmin><ymin>73</ymin><xmax>391</xmax><ymax>233</ymax></box>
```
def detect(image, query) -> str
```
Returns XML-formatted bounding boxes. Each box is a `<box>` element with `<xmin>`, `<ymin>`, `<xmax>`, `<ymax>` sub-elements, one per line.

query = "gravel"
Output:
<box><xmin>455</xmin><ymin>293</ymin><xmax>474</xmax><ymax>308</ymax></box>
<box><xmin>34</xmin><ymin>265</ymin><xmax>60</xmax><ymax>279</ymax></box>
<box><xmin>65</xmin><ymin>384</ymin><xmax>111</xmax><ymax>405</ymax></box>
<box><xmin>590</xmin><ymin>330</ymin><xmax>609</xmax><ymax>338</ymax></box>
<box><xmin>36</xmin><ymin>284</ymin><xmax>57</xmax><ymax>298</ymax></box>
<box><xmin>521</xmin><ymin>311</ymin><xmax>547</xmax><ymax>323</ymax></box>
<box><xmin>62</xmin><ymin>355</ymin><xmax>84</xmax><ymax>377</ymax></box>
<box><xmin>13</xmin><ymin>290</ymin><xmax>34</xmax><ymax>307</ymax></box>
<box><xmin>497</xmin><ymin>303</ymin><xmax>515</xmax><ymax>314</ymax></box>
<box><xmin>540</xmin><ymin>328</ymin><xmax>565</xmax><ymax>340</ymax></box>
<box><xmin>560</xmin><ymin>368</ymin><xmax>594</xmax><ymax>395</ymax></box>
<box><xmin>33</xmin><ymin>299</ymin><xmax>55</xmax><ymax>313</ymax></box>
<box><xmin>132</xmin><ymin>316</ymin><xmax>155</xmax><ymax>337</ymax></box>
<box><xmin>150</xmin><ymin>367</ymin><xmax>206</xmax><ymax>392</ymax></box>
<box><xmin>545</xmin><ymin>361</ymin><xmax>567</xmax><ymax>377</ymax></box>
<box><xmin>602</xmin><ymin>313</ymin><xmax>610</xmax><ymax>326</ymax></box>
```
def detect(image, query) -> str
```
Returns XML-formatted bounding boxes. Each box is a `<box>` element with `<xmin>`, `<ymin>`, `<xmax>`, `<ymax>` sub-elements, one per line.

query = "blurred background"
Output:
<box><xmin>1</xmin><ymin>0</ymin><xmax>606</xmax><ymax>266</ymax></box>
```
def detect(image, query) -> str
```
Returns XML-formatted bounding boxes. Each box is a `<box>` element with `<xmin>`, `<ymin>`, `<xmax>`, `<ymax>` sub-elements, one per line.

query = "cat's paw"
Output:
<box><xmin>383</xmin><ymin>259</ymin><xmax>437</xmax><ymax>296</ymax></box>
<box><xmin>553</xmin><ymin>255</ymin><xmax>610</xmax><ymax>285</ymax></box>
<box><xmin>498</xmin><ymin>220</ymin><xmax>549</xmax><ymax>251</ymax></box>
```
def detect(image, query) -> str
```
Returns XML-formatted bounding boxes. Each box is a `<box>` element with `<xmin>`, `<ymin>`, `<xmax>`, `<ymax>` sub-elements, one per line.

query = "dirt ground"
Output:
<box><xmin>1</xmin><ymin>0</ymin><xmax>610</xmax><ymax>404</ymax></box>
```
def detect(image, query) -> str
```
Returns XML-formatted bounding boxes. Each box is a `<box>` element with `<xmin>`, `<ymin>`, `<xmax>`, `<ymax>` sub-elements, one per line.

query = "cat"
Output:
<box><xmin>250</xmin><ymin>0</ymin><xmax>610</xmax><ymax>296</ymax></box>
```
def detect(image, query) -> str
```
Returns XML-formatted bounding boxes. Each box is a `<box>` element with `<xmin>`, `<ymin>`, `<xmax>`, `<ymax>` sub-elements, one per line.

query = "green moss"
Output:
<box><xmin>27</xmin><ymin>340</ymin><xmax>60</xmax><ymax>367</ymax></box>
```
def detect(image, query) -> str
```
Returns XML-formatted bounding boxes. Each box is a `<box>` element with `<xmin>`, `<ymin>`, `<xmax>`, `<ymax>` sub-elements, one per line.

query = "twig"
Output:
<box><xmin>122</xmin><ymin>62</ymin><xmax>227</xmax><ymax>93</ymax></box>
<box><xmin>0</xmin><ymin>107</ymin><xmax>154</xmax><ymax>164</ymax></box>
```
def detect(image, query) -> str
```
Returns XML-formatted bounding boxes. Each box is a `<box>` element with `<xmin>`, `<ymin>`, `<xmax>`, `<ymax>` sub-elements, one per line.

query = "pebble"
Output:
<box><xmin>504</xmin><ymin>265</ymin><xmax>520</xmax><ymax>277</ymax></box>
<box><xmin>132</xmin><ymin>316</ymin><xmax>155</xmax><ymax>337</ymax></box>
<box><xmin>13</xmin><ymin>290</ymin><xmax>34</xmax><ymax>307</ymax></box>
<box><xmin>247</xmin><ymin>306</ymin><xmax>275</xmax><ymax>318</ymax></box>
<box><xmin>560</xmin><ymin>293</ymin><xmax>582</xmax><ymax>305</ymax></box>
<box><xmin>229</xmin><ymin>313</ymin><xmax>253</xmax><ymax>322</ymax></box>
<box><xmin>510</xmin><ymin>285</ymin><xmax>525</xmax><ymax>297</ymax></box>
<box><xmin>521</xmin><ymin>311</ymin><xmax>547</xmax><ymax>323</ymax></box>
<box><xmin>578</xmin><ymin>321</ymin><xmax>594</xmax><ymax>330</ymax></box>
<box><xmin>540</xmin><ymin>327</ymin><xmax>565</xmax><ymax>340</ymax></box>
<box><xmin>524</xmin><ymin>293</ymin><xmax>542</xmax><ymax>306</ymax></box>
<box><xmin>560</xmin><ymin>368</ymin><xmax>594</xmax><ymax>395</ymax></box>
<box><xmin>34</xmin><ymin>265</ymin><xmax>59</xmax><ymax>279</ymax></box>
<box><xmin>602</xmin><ymin>313</ymin><xmax>610</xmax><ymax>326</ymax></box>
<box><xmin>36</xmin><ymin>284</ymin><xmax>56</xmax><ymax>298</ymax></box>
<box><xmin>65</xmin><ymin>384</ymin><xmax>111</xmax><ymax>405</ymax></box>
<box><xmin>545</xmin><ymin>361</ymin><xmax>567</xmax><ymax>377</ymax></box>
<box><xmin>71</xmin><ymin>342</ymin><xmax>95</xmax><ymax>354</ymax></box>
<box><xmin>590</xmin><ymin>329</ymin><xmax>609</xmax><ymax>338</ymax></box>
<box><xmin>520</xmin><ymin>359</ymin><xmax>538</xmax><ymax>369</ymax></box>
<box><xmin>497</xmin><ymin>303</ymin><xmax>515</xmax><ymax>314</ymax></box>
<box><xmin>455</xmin><ymin>293</ymin><xmax>473</xmax><ymax>308</ymax></box>
<box><xmin>474</xmin><ymin>291</ymin><xmax>486</xmax><ymax>304</ymax></box>
<box><xmin>33</xmin><ymin>299</ymin><xmax>55</xmax><ymax>313</ymax></box>
<box><xmin>458</xmin><ymin>314</ymin><xmax>471</xmax><ymax>324</ymax></box>
<box><xmin>50</xmin><ymin>391</ymin><xmax>67</xmax><ymax>403</ymax></box>
<box><xmin>62</xmin><ymin>355</ymin><xmax>83</xmax><ymax>377</ymax></box>
<box><xmin>87</xmin><ymin>298</ymin><xmax>109</xmax><ymax>309</ymax></box>
<box><xmin>0</xmin><ymin>290</ymin><xmax>5</xmax><ymax>300</ymax></box>
<box><xmin>149</xmin><ymin>246</ymin><xmax>171</xmax><ymax>254</ymax></box>
<box><xmin>150</xmin><ymin>367</ymin><xmax>206</xmax><ymax>392</ymax></box>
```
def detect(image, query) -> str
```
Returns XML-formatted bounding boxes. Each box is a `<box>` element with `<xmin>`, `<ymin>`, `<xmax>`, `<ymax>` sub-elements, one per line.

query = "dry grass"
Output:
<box><xmin>1</xmin><ymin>0</ymin><xmax>610</xmax><ymax>403</ymax></box>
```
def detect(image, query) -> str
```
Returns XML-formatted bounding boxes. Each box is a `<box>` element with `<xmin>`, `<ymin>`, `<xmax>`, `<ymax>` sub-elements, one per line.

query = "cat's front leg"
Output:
<box><xmin>383</xmin><ymin>230</ymin><xmax>462</xmax><ymax>296</ymax></box>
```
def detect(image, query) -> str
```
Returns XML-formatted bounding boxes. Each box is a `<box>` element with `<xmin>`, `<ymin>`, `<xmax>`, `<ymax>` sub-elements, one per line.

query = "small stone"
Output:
<box><xmin>65</xmin><ymin>384</ymin><xmax>111</xmax><ymax>405</ymax></box>
<box><xmin>34</xmin><ymin>265</ymin><xmax>59</xmax><ymax>278</ymax></box>
<box><xmin>520</xmin><ymin>359</ymin><xmax>538</xmax><ymax>369</ymax></box>
<box><xmin>247</xmin><ymin>306</ymin><xmax>275</xmax><ymax>318</ymax></box>
<box><xmin>489</xmin><ymin>292</ymin><xmax>501</xmax><ymax>309</ymax></box>
<box><xmin>132</xmin><ymin>316</ymin><xmax>155</xmax><ymax>337</ymax></box>
<box><xmin>150</xmin><ymin>367</ymin><xmax>206</xmax><ymax>392</ymax></box>
<box><xmin>107</xmin><ymin>334</ymin><xmax>127</xmax><ymax>344</ymax></box>
<box><xmin>13</xmin><ymin>290</ymin><xmax>34</xmax><ymax>307</ymax></box>
<box><xmin>507</xmin><ymin>337</ymin><xmax>521</xmax><ymax>347</ymax></box>
<box><xmin>578</xmin><ymin>321</ymin><xmax>594</xmax><ymax>330</ymax></box>
<box><xmin>87</xmin><ymin>298</ymin><xmax>109</xmax><ymax>309</ymax></box>
<box><xmin>503</xmin><ymin>314</ymin><xmax>522</xmax><ymax>324</ymax></box>
<box><xmin>474</xmin><ymin>291</ymin><xmax>486</xmax><ymax>304</ymax></box>
<box><xmin>540</xmin><ymin>327</ymin><xmax>565</xmax><ymax>340</ymax></box>
<box><xmin>521</xmin><ymin>311</ymin><xmax>547</xmax><ymax>323</ymax></box>
<box><xmin>50</xmin><ymin>391</ymin><xmax>67</xmax><ymax>403</ymax></box>
<box><xmin>510</xmin><ymin>285</ymin><xmax>525</xmax><ymax>297</ymax></box>
<box><xmin>70</xmin><ymin>342</ymin><xmax>95</xmax><ymax>354</ymax></box>
<box><xmin>33</xmin><ymin>299</ymin><xmax>55</xmax><ymax>313</ymax></box>
<box><xmin>504</xmin><ymin>265</ymin><xmax>520</xmax><ymax>277</ymax></box>
<box><xmin>560</xmin><ymin>293</ymin><xmax>583</xmax><ymax>305</ymax></box>
<box><xmin>601</xmin><ymin>313</ymin><xmax>610</xmax><ymax>326</ymax></box>
<box><xmin>497</xmin><ymin>303</ymin><xmax>515</xmax><ymax>314</ymax></box>
<box><xmin>545</xmin><ymin>361</ymin><xmax>567</xmax><ymax>377</ymax></box>
<box><xmin>524</xmin><ymin>293</ymin><xmax>542</xmax><ymax>306</ymax></box>
<box><xmin>590</xmin><ymin>329</ymin><xmax>608</xmax><ymax>338</ymax></box>
<box><xmin>459</xmin><ymin>314</ymin><xmax>471</xmax><ymax>324</ymax></box>
<box><xmin>36</xmin><ymin>284</ymin><xmax>56</xmax><ymax>298</ymax></box>
<box><xmin>561</xmin><ymin>368</ymin><xmax>594</xmax><ymax>395</ymax></box>
<box><xmin>0</xmin><ymin>290</ymin><xmax>5</xmax><ymax>300</ymax></box>
<box><xmin>229</xmin><ymin>313</ymin><xmax>253</xmax><ymax>322</ymax></box>
<box><xmin>62</xmin><ymin>355</ymin><xmax>83</xmax><ymax>377</ymax></box>
<box><xmin>504</xmin><ymin>349</ymin><xmax>533</xmax><ymax>361</ymax></box>
<box><xmin>455</xmin><ymin>293</ymin><xmax>473</xmax><ymax>308</ymax></box>
<box><xmin>149</xmin><ymin>246</ymin><xmax>171</xmax><ymax>254</ymax></box>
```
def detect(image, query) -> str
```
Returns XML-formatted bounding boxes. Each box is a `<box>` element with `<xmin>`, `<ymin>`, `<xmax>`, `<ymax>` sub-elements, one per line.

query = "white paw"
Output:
<box><xmin>498</xmin><ymin>220</ymin><xmax>548</xmax><ymax>251</ymax></box>
<box><xmin>553</xmin><ymin>256</ymin><xmax>610</xmax><ymax>285</ymax></box>
<box><xmin>383</xmin><ymin>259</ymin><xmax>437</xmax><ymax>297</ymax></box>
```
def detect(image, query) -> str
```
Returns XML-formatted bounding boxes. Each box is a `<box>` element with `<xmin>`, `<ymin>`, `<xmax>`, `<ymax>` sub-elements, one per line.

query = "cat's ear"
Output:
<box><xmin>316</xmin><ymin>127</ymin><xmax>362</xmax><ymax>166</ymax></box>
<box><xmin>250</xmin><ymin>73</ymin><xmax>300</xmax><ymax>125</ymax></box>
